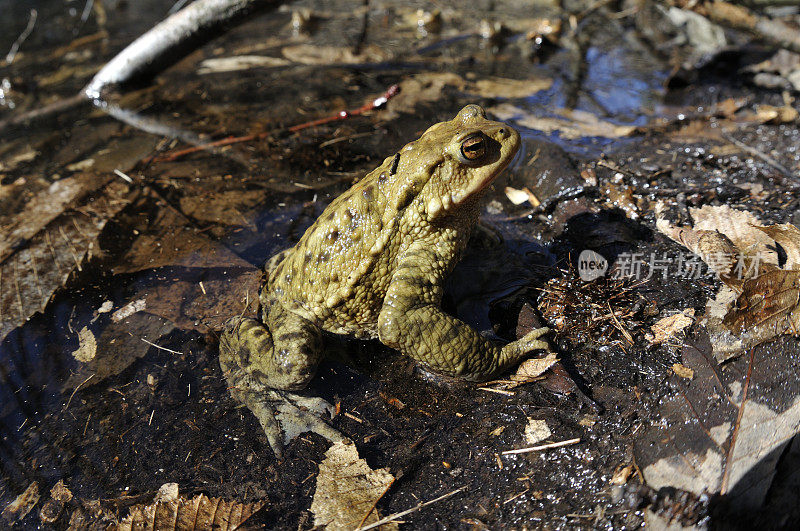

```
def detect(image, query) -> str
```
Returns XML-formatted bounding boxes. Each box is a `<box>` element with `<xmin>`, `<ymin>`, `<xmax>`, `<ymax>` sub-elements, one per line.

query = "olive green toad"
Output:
<box><xmin>220</xmin><ymin>105</ymin><xmax>550</xmax><ymax>456</ymax></box>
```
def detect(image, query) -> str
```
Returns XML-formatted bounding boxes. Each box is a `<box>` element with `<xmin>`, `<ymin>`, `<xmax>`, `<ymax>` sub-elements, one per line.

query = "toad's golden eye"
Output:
<box><xmin>460</xmin><ymin>134</ymin><xmax>486</xmax><ymax>161</ymax></box>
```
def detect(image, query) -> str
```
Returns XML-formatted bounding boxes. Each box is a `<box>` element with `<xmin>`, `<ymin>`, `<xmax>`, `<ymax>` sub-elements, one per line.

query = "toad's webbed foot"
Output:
<box><xmin>229</xmin><ymin>384</ymin><xmax>343</xmax><ymax>458</ymax></box>
<box><xmin>219</xmin><ymin>315</ymin><xmax>344</xmax><ymax>457</ymax></box>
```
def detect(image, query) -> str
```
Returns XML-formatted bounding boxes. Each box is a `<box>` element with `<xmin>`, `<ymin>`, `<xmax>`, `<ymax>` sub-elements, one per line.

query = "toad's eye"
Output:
<box><xmin>459</xmin><ymin>134</ymin><xmax>486</xmax><ymax>162</ymax></box>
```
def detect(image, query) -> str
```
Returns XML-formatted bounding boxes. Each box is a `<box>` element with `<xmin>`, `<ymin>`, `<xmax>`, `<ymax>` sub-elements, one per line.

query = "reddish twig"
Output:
<box><xmin>152</xmin><ymin>84</ymin><xmax>400</xmax><ymax>163</ymax></box>
<box><xmin>720</xmin><ymin>346</ymin><xmax>756</xmax><ymax>494</ymax></box>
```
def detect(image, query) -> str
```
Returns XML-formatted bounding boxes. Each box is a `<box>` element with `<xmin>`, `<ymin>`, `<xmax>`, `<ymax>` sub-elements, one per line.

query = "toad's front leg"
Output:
<box><xmin>376</xmin><ymin>252</ymin><xmax>551</xmax><ymax>382</ymax></box>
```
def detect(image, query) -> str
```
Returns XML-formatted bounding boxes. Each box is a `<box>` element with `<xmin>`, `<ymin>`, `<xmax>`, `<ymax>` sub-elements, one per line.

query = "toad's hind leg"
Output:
<box><xmin>219</xmin><ymin>304</ymin><xmax>343</xmax><ymax>457</ymax></box>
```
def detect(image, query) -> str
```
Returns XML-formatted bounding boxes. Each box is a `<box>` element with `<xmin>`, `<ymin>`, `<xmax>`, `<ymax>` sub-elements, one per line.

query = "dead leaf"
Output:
<box><xmin>153</xmin><ymin>483</ymin><xmax>179</xmax><ymax>504</ymax></box>
<box><xmin>0</xmin><ymin>147</ymin><xmax>38</xmax><ymax>172</ymax></box>
<box><xmin>0</xmin><ymin>173</ymin><xmax>108</xmax><ymax>264</ymax></box>
<box><xmin>113</xmin><ymin>208</ymin><xmax>252</xmax><ymax>274</ymax></box>
<box><xmin>2</xmin><ymin>481</ymin><xmax>40</xmax><ymax>524</ymax></box>
<box><xmin>0</xmin><ymin>180</ymin><xmax>135</xmax><ymax>343</ymax></box>
<box><xmin>490</xmin><ymin>103</ymin><xmax>637</xmax><ymax>139</ymax></box>
<box><xmin>179</xmin><ymin>190</ymin><xmax>267</xmax><ymax>226</ymax></box>
<box><xmin>524</xmin><ymin>418</ymin><xmax>552</xmax><ymax>445</ymax></box>
<box><xmin>755</xmin><ymin>224</ymin><xmax>800</xmax><ymax>270</ymax></box>
<box><xmin>72</xmin><ymin>326</ymin><xmax>97</xmax><ymax>362</ymax></box>
<box><xmin>470</xmin><ymin>77</ymin><xmax>553</xmax><ymax>99</ymax></box>
<box><xmin>63</xmin><ymin>311</ymin><xmax>175</xmax><ymax>392</ymax></box>
<box><xmin>722</xmin><ymin>269</ymin><xmax>800</xmax><ymax>341</ymax></box>
<box><xmin>610</xmin><ymin>465</ymin><xmax>634</xmax><ymax>485</ymax></box>
<box><xmin>383</xmin><ymin>73</ymin><xmax>465</xmax><ymax>118</ymax></box>
<box><xmin>504</xmin><ymin>186</ymin><xmax>534</xmax><ymax>206</ymax></box>
<box><xmin>119</xmin><ymin>493</ymin><xmax>263</xmax><ymax>531</ymax></box>
<box><xmin>635</xmin><ymin>333</ymin><xmax>800</xmax><ymax>510</ymax></box>
<box><xmin>600</xmin><ymin>180</ymin><xmax>639</xmax><ymax>220</ymax></box>
<box><xmin>281</xmin><ymin>44</ymin><xmax>388</xmax><ymax>65</ymax></box>
<box><xmin>143</xmin><ymin>267</ymin><xmax>260</xmax><ymax>332</ymax></box>
<box><xmin>198</xmin><ymin>55</ymin><xmax>291</xmax><ymax>74</ymax></box>
<box><xmin>672</xmin><ymin>363</ymin><xmax>694</xmax><ymax>379</ymax></box>
<box><xmin>688</xmin><ymin>205</ymin><xmax>780</xmax><ymax>267</ymax></box>
<box><xmin>384</xmin><ymin>74</ymin><xmax>552</xmax><ymax>119</ymax></box>
<box><xmin>752</xmin><ymin>104</ymin><xmax>799</xmax><ymax>125</ymax></box>
<box><xmin>512</xmin><ymin>352</ymin><xmax>559</xmax><ymax>383</ymax></box>
<box><xmin>311</xmin><ymin>440</ymin><xmax>397</xmax><ymax>530</ymax></box>
<box><xmin>648</xmin><ymin>309</ymin><xmax>695</xmax><ymax>345</ymax></box>
<box><xmin>112</xmin><ymin>298</ymin><xmax>146</xmax><ymax>322</ymax></box>
<box><xmin>656</xmin><ymin>205</ymin><xmax>800</xmax><ymax>359</ymax></box>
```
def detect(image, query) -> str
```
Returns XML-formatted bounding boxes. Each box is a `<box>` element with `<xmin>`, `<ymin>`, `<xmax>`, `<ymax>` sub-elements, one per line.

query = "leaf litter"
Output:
<box><xmin>635</xmin><ymin>205</ymin><xmax>800</xmax><ymax>514</ymax></box>
<box><xmin>657</xmin><ymin>204</ymin><xmax>800</xmax><ymax>360</ymax></box>
<box><xmin>0</xmin><ymin>178</ymin><xmax>135</xmax><ymax>343</ymax></box>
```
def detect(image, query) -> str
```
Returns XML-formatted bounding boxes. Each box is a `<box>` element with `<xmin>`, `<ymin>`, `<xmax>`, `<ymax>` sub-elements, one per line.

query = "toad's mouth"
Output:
<box><xmin>451</xmin><ymin>156</ymin><xmax>515</xmax><ymax>206</ymax></box>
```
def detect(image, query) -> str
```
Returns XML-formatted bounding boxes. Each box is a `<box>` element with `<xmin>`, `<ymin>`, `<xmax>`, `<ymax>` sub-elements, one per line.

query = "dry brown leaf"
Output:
<box><xmin>384</xmin><ymin>74</ymin><xmax>552</xmax><ymax>118</ymax></box>
<box><xmin>524</xmin><ymin>418</ymin><xmax>551</xmax><ymax>445</ymax></box>
<box><xmin>672</xmin><ymin>363</ymin><xmax>695</xmax><ymax>379</ymax></box>
<box><xmin>113</xmin><ymin>208</ymin><xmax>252</xmax><ymax>274</ymax></box>
<box><xmin>63</xmin><ymin>311</ymin><xmax>175</xmax><ymax>392</ymax></box>
<box><xmin>722</xmin><ymin>270</ymin><xmax>800</xmax><ymax>341</ymax></box>
<box><xmin>490</xmin><ymin>103</ymin><xmax>637</xmax><ymax>139</ymax></box>
<box><xmin>512</xmin><ymin>352</ymin><xmax>559</xmax><ymax>382</ymax></box>
<box><xmin>112</xmin><ymin>298</ymin><xmax>146</xmax><ymax>322</ymax></box>
<box><xmin>600</xmin><ymin>181</ymin><xmax>639</xmax><ymax>220</ymax></box>
<box><xmin>143</xmin><ymin>268</ymin><xmax>260</xmax><ymax>332</ymax></box>
<box><xmin>504</xmin><ymin>186</ymin><xmax>533</xmax><ymax>205</ymax></box>
<box><xmin>636</xmin><ymin>334</ymin><xmax>800</xmax><ymax>509</ymax></box>
<box><xmin>179</xmin><ymin>190</ymin><xmax>267</xmax><ymax>226</ymax></box>
<box><xmin>72</xmin><ymin>326</ymin><xmax>97</xmax><ymax>362</ymax></box>
<box><xmin>119</xmin><ymin>493</ymin><xmax>263</xmax><ymax>531</ymax></box>
<box><xmin>0</xmin><ymin>174</ymin><xmax>109</xmax><ymax>264</ymax></box>
<box><xmin>281</xmin><ymin>44</ymin><xmax>388</xmax><ymax>65</ymax></box>
<box><xmin>470</xmin><ymin>77</ymin><xmax>552</xmax><ymax>99</ymax></box>
<box><xmin>0</xmin><ymin>180</ymin><xmax>135</xmax><ymax>343</ymax></box>
<box><xmin>610</xmin><ymin>465</ymin><xmax>634</xmax><ymax>485</ymax></box>
<box><xmin>657</xmin><ymin>205</ymin><xmax>800</xmax><ymax>358</ymax></box>
<box><xmin>648</xmin><ymin>309</ymin><xmax>695</xmax><ymax>345</ymax></box>
<box><xmin>755</xmin><ymin>224</ymin><xmax>800</xmax><ymax>270</ymax></box>
<box><xmin>383</xmin><ymin>73</ymin><xmax>465</xmax><ymax>118</ymax></box>
<box><xmin>752</xmin><ymin>104</ymin><xmax>799</xmax><ymax>124</ymax></box>
<box><xmin>311</xmin><ymin>440</ymin><xmax>396</xmax><ymax>530</ymax></box>
<box><xmin>2</xmin><ymin>481</ymin><xmax>40</xmax><ymax>524</ymax></box>
<box><xmin>656</xmin><ymin>204</ymin><xmax>778</xmax><ymax>283</ymax></box>
<box><xmin>690</xmin><ymin>205</ymin><xmax>778</xmax><ymax>266</ymax></box>
<box><xmin>197</xmin><ymin>55</ymin><xmax>291</xmax><ymax>74</ymax></box>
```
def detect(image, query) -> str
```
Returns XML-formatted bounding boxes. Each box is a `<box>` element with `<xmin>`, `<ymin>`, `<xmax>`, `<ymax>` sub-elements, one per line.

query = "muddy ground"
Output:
<box><xmin>2</xmin><ymin>0</ymin><xmax>800</xmax><ymax>529</ymax></box>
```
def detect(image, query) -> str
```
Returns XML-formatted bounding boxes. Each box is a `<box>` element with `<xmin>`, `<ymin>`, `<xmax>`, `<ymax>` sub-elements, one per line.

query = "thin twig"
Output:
<box><xmin>502</xmin><ymin>438</ymin><xmax>581</xmax><ymax>455</ymax></box>
<box><xmin>140</xmin><ymin>337</ymin><xmax>184</xmax><ymax>356</ymax></box>
<box><xmin>5</xmin><ymin>9</ymin><xmax>37</xmax><ymax>64</ymax></box>
<box><xmin>477</xmin><ymin>387</ymin><xmax>515</xmax><ymax>396</ymax></box>
<box><xmin>64</xmin><ymin>374</ymin><xmax>95</xmax><ymax>411</ymax></box>
<box><xmin>720</xmin><ymin>347</ymin><xmax>756</xmax><ymax>494</ymax></box>
<box><xmin>152</xmin><ymin>84</ymin><xmax>399</xmax><ymax>162</ymax></box>
<box><xmin>356</xmin><ymin>477</ymin><xmax>395</xmax><ymax>529</ymax></box>
<box><xmin>355</xmin><ymin>487</ymin><xmax>466</xmax><ymax>531</ymax></box>
<box><xmin>607</xmin><ymin>301</ymin><xmax>634</xmax><ymax>345</ymax></box>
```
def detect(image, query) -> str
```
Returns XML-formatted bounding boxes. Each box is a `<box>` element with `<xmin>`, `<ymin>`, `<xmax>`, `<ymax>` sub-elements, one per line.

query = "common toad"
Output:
<box><xmin>220</xmin><ymin>105</ymin><xmax>550</xmax><ymax>456</ymax></box>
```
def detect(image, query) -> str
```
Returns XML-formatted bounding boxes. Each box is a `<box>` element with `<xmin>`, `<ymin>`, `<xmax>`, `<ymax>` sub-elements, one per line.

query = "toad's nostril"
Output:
<box><xmin>498</xmin><ymin>128</ymin><xmax>507</xmax><ymax>137</ymax></box>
